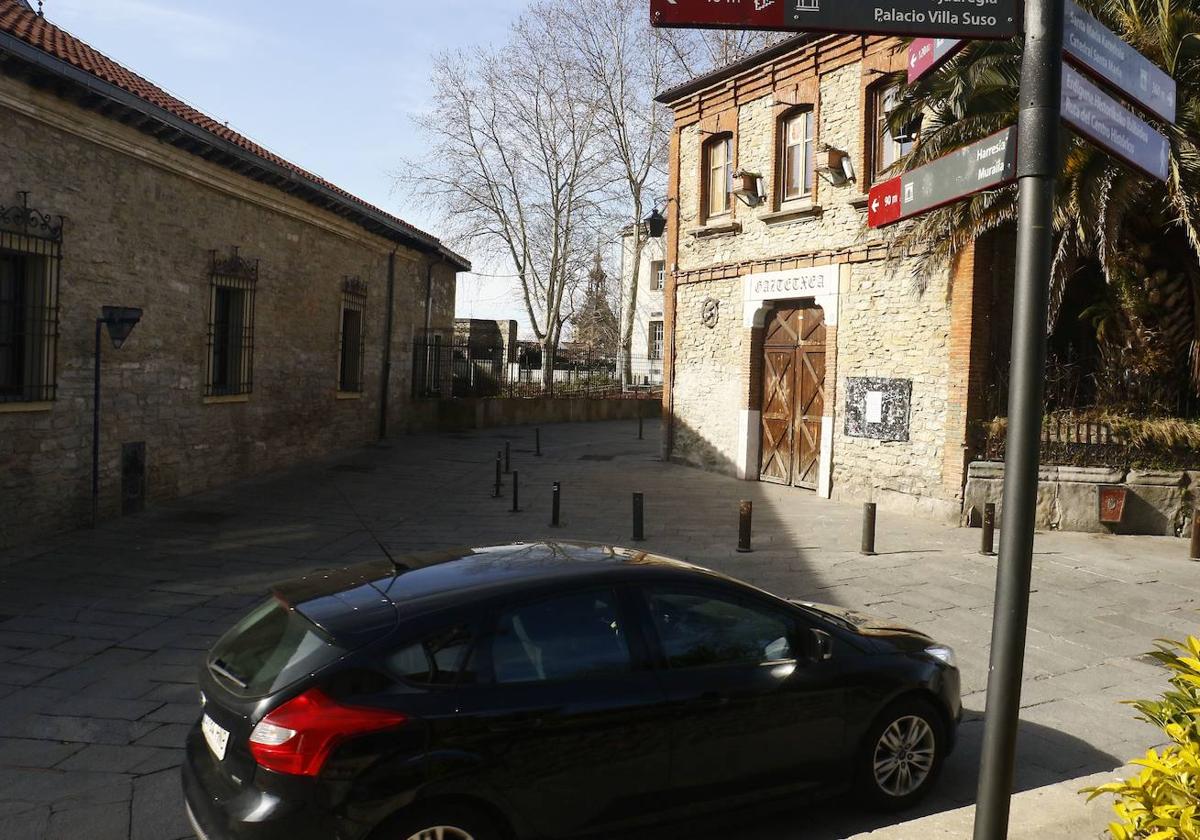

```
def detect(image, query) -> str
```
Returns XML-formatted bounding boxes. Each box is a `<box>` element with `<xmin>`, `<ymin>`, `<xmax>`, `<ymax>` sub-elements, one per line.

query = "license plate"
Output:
<box><xmin>201</xmin><ymin>714</ymin><xmax>229</xmax><ymax>761</ymax></box>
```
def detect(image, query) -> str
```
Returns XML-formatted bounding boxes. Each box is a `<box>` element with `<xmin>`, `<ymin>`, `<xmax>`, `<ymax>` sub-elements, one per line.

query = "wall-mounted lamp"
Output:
<box><xmin>732</xmin><ymin>170</ymin><xmax>765</xmax><ymax>207</ymax></box>
<box><xmin>644</xmin><ymin>207</ymin><xmax>667</xmax><ymax>238</ymax></box>
<box><xmin>815</xmin><ymin>147</ymin><xmax>856</xmax><ymax>187</ymax></box>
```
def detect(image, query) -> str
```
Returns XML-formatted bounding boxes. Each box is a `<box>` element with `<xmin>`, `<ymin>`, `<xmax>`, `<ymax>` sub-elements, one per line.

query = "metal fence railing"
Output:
<box><xmin>412</xmin><ymin>337</ymin><xmax>664</xmax><ymax>400</ymax></box>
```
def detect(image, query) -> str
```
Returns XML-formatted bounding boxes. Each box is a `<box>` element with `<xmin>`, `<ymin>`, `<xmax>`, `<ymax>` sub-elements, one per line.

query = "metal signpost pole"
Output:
<box><xmin>972</xmin><ymin>0</ymin><xmax>1064</xmax><ymax>834</ymax></box>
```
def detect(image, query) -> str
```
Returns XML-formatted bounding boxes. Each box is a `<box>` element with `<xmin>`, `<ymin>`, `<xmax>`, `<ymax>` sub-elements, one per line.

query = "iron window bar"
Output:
<box><xmin>204</xmin><ymin>247</ymin><xmax>258</xmax><ymax>398</ymax></box>
<box><xmin>0</xmin><ymin>192</ymin><xmax>63</xmax><ymax>404</ymax></box>
<box><xmin>338</xmin><ymin>276</ymin><xmax>368</xmax><ymax>393</ymax></box>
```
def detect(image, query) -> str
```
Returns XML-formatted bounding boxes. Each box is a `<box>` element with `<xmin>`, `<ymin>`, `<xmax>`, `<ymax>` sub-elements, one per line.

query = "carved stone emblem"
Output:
<box><xmin>701</xmin><ymin>297</ymin><xmax>720</xmax><ymax>328</ymax></box>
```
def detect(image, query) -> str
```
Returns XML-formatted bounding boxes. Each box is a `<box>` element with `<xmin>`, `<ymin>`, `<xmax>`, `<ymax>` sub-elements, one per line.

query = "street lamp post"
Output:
<box><xmin>92</xmin><ymin>306</ymin><xmax>143</xmax><ymax>528</ymax></box>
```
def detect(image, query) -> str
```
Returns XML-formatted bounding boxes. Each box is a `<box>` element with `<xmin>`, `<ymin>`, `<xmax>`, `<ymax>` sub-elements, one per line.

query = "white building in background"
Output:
<box><xmin>619</xmin><ymin>228</ymin><xmax>666</xmax><ymax>386</ymax></box>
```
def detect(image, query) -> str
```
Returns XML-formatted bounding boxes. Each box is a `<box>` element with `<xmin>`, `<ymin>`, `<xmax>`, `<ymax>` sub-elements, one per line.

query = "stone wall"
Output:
<box><xmin>670</xmin><ymin>279</ymin><xmax>746</xmax><ymax>474</ymax></box>
<box><xmin>665</xmin><ymin>39</ymin><xmax>984</xmax><ymax>521</ymax></box>
<box><xmin>0</xmin><ymin>76</ymin><xmax>458</xmax><ymax>547</ymax></box>
<box><xmin>964</xmin><ymin>462</ymin><xmax>1195</xmax><ymax>536</ymax></box>
<box><xmin>831</xmin><ymin>260</ymin><xmax>959</xmax><ymax>520</ymax></box>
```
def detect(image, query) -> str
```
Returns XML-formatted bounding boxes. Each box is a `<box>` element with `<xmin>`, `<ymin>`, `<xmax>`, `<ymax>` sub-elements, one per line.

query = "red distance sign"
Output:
<box><xmin>650</xmin><ymin>0</ymin><xmax>787</xmax><ymax>30</ymax></box>
<box><xmin>867</xmin><ymin>177</ymin><xmax>904</xmax><ymax>227</ymax></box>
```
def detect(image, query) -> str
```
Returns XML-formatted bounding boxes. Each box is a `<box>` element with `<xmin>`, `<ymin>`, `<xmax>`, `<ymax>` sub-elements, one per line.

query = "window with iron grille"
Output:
<box><xmin>649</xmin><ymin>320</ymin><xmax>664</xmax><ymax>361</ymax></box>
<box><xmin>205</xmin><ymin>248</ymin><xmax>257</xmax><ymax>397</ymax></box>
<box><xmin>338</xmin><ymin>277</ymin><xmax>367</xmax><ymax>393</ymax></box>
<box><xmin>0</xmin><ymin>193</ymin><xmax>62</xmax><ymax>404</ymax></box>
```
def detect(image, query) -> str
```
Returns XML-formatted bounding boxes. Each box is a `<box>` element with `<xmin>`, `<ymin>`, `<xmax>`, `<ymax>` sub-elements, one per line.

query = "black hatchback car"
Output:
<box><xmin>183</xmin><ymin>542</ymin><xmax>961</xmax><ymax>840</ymax></box>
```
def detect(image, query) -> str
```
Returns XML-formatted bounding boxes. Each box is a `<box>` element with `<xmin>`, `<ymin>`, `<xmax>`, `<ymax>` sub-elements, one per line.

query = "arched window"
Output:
<box><xmin>703</xmin><ymin>134</ymin><xmax>734</xmax><ymax>220</ymax></box>
<box><xmin>779</xmin><ymin>108</ymin><xmax>815</xmax><ymax>203</ymax></box>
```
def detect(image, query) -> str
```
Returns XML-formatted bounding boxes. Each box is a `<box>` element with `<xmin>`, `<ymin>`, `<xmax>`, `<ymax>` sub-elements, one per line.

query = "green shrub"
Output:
<box><xmin>1083</xmin><ymin>636</ymin><xmax>1200</xmax><ymax>839</ymax></box>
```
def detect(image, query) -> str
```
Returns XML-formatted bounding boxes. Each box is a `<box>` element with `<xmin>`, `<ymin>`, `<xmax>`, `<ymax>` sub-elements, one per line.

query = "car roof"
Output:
<box><xmin>271</xmin><ymin>542</ymin><xmax>730</xmax><ymax>641</ymax></box>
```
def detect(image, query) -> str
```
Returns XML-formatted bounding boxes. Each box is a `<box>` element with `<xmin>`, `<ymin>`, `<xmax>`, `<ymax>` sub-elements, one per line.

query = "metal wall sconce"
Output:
<box><xmin>815</xmin><ymin>147</ymin><xmax>856</xmax><ymax>186</ymax></box>
<box><xmin>732</xmin><ymin>170</ymin><xmax>766</xmax><ymax>207</ymax></box>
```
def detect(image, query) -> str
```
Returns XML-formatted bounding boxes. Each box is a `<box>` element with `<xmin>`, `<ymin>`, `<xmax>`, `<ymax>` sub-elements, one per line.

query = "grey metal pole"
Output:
<box><xmin>551</xmin><ymin>482</ymin><xmax>561</xmax><ymax>527</ymax></box>
<box><xmin>511</xmin><ymin>471</ymin><xmax>520</xmax><ymax>513</ymax></box>
<box><xmin>1191</xmin><ymin>508</ymin><xmax>1200</xmax><ymax>560</ymax></box>
<box><xmin>973</xmin><ymin>0</ymin><xmax>1064</xmax><ymax>834</ymax></box>
<box><xmin>91</xmin><ymin>319</ymin><xmax>101</xmax><ymax>529</ymax></box>
<box><xmin>632</xmin><ymin>492</ymin><xmax>645</xmax><ymax>542</ymax></box>
<box><xmin>981</xmin><ymin>502</ymin><xmax>997</xmax><ymax>556</ymax></box>
<box><xmin>861</xmin><ymin>503</ymin><xmax>877</xmax><ymax>555</ymax></box>
<box><xmin>737</xmin><ymin>500</ymin><xmax>753</xmax><ymax>553</ymax></box>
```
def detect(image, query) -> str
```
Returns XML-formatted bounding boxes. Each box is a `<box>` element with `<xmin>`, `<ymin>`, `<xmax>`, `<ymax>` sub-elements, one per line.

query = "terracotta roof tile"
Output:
<box><xmin>0</xmin><ymin>0</ymin><xmax>460</xmax><ymax>260</ymax></box>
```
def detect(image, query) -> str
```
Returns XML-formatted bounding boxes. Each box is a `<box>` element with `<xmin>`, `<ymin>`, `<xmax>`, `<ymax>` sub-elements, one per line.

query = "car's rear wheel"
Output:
<box><xmin>373</xmin><ymin>804</ymin><xmax>500</xmax><ymax>840</ymax></box>
<box><xmin>857</xmin><ymin>696</ymin><xmax>945</xmax><ymax>810</ymax></box>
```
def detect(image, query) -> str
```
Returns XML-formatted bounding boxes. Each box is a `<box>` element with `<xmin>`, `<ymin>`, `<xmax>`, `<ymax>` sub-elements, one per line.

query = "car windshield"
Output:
<box><xmin>208</xmin><ymin>599</ymin><xmax>347</xmax><ymax>697</ymax></box>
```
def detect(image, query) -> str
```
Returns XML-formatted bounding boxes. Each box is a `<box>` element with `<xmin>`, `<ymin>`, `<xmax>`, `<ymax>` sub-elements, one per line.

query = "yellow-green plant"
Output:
<box><xmin>1083</xmin><ymin>636</ymin><xmax>1200</xmax><ymax>839</ymax></box>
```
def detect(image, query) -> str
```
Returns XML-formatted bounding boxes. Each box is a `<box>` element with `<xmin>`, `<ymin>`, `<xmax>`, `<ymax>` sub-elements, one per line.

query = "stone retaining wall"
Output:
<box><xmin>963</xmin><ymin>461</ymin><xmax>1196</xmax><ymax>536</ymax></box>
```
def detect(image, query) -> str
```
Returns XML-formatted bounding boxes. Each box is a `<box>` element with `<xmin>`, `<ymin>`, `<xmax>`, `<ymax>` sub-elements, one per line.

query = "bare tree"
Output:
<box><xmin>661</xmin><ymin>28</ymin><xmax>794</xmax><ymax>80</ymax></box>
<box><xmin>407</xmin><ymin>11</ymin><xmax>611</xmax><ymax>387</ymax></box>
<box><xmin>558</xmin><ymin>0</ymin><xmax>675</xmax><ymax>384</ymax></box>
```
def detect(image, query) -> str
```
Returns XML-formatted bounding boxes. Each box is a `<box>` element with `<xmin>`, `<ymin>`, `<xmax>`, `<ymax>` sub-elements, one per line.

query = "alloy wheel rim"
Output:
<box><xmin>405</xmin><ymin>827</ymin><xmax>474</xmax><ymax>840</ymax></box>
<box><xmin>872</xmin><ymin>714</ymin><xmax>936</xmax><ymax>797</ymax></box>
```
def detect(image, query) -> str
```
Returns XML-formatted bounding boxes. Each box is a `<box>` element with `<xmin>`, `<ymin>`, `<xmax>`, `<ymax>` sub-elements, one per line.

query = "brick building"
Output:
<box><xmin>658</xmin><ymin>35</ymin><xmax>1008</xmax><ymax>521</ymax></box>
<box><xmin>0</xmin><ymin>1</ymin><xmax>469</xmax><ymax>547</ymax></box>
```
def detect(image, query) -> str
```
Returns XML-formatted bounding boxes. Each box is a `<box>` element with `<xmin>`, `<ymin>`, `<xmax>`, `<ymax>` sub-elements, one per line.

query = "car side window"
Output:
<box><xmin>646</xmin><ymin>588</ymin><xmax>796</xmax><ymax>669</ymax></box>
<box><xmin>491</xmin><ymin>589</ymin><xmax>631</xmax><ymax>684</ymax></box>
<box><xmin>388</xmin><ymin>625</ymin><xmax>475</xmax><ymax>686</ymax></box>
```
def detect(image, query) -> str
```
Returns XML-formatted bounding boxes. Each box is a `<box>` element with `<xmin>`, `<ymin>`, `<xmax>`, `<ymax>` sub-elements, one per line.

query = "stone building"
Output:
<box><xmin>618</xmin><ymin>228</ymin><xmax>666</xmax><ymax>386</ymax></box>
<box><xmin>658</xmin><ymin>35</ymin><xmax>1006</xmax><ymax>521</ymax></box>
<box><xmin>0</xmin><ymin>1</ymin><xmax>469</xmax><ymax>547</ymax></box>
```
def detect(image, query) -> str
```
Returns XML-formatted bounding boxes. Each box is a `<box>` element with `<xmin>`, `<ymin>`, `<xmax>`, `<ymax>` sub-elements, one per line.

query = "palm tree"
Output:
<box><xmin>884</xmin><ymin>0</ymin><xmax>1200</xmax><ymax>413</ymax></box>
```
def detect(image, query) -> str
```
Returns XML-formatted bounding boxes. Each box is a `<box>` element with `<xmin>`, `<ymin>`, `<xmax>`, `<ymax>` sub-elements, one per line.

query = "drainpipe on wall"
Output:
<box><xmin>378</xmin><ymin>249</ymin><xmax>396</xmax><ymax>440</ymax></box>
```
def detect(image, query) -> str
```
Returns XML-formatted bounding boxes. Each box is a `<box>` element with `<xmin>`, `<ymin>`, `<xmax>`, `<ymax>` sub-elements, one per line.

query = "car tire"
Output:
<box><xmin>856</xmin><ymin>696</ymin><xmax>946</xmax><ymax>811</ymax></box>
<box><xmin>371</xmin><ymin>803</ymin><xmax>501</xmax><ymax>840</ymax></box>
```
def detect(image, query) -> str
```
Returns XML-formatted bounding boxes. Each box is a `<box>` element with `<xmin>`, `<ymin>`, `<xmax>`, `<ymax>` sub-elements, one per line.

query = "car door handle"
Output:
<box><xmin>688</xmin><ymin>692</ymin><xmax>729</xmax><ymax>708</ymax></box>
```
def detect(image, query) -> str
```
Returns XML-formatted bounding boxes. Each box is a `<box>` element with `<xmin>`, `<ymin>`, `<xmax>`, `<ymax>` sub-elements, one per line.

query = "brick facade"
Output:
<box><xmin>660</xmin><ymin>35</ymin><xmax>995</xmax><ymax>521</ymax></box>
<box><xmin>0</xmin><ymin>73</ymin><xmax>463</xmax><ymax>547</ymax></box>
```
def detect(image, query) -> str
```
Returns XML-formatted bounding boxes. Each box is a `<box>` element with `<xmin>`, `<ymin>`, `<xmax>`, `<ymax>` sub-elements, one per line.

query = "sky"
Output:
<box><xmin>43</xmin><ymin>0</ymin><xmax>533</xmax><ymax>327</ymax></box>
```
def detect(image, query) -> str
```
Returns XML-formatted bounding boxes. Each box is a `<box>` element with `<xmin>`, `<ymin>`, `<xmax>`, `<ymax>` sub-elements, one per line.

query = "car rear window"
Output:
<box><xmin>208</xmin><ymin>599</ymin><xmax>347</xmax><ymax>697</ymax></box>
<box><xmin>387</xmin><ymin>625</ymin><xmax>476</xmax><ymax>686</ymax></box>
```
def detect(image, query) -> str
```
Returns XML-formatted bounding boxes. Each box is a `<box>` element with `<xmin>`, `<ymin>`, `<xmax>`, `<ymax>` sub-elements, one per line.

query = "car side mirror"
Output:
<box><xmin>810</xmin><ymin>628</ymin><xmax>833</xmax><ymax>662</ymax></box>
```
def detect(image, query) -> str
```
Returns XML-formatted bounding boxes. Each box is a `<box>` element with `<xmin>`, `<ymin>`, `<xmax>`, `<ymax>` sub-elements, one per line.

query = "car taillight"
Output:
<box><xmin>248</xmin><ymin>688</ymin><xmax>407</xmax><ymax>777</ymax></box>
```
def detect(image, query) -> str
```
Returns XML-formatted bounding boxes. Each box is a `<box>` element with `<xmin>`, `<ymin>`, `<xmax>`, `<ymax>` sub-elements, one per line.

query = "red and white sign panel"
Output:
<box><xmin>650</xmin><ymin>0</ymin><xmax>1020</xmax><ymax>38</ymax></box>
<box><xmin>907</xmin><ymin>38</ymin><xmax>966</xmax><ymax>83</ymax></box>
<box><xmin>867</xmin><ymin>126</ymin><xmax>1019</xmax><ymax>228</ymax></box>
<box><xmin>650</xmin><ymin>0</ymin><xmax>787</xmax><ymax>30</ymax></box>
<box><xmin>867</xmin><ymin>177</ymin><xmax>904</xmax><ymax>227</ymax></box>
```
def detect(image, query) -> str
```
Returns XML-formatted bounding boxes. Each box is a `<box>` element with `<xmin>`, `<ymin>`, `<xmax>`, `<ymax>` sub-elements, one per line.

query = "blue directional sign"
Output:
<box><xmin>1061</xmin><ymin>64</ymin><xmax>1170</xmax><ymax>182</ymax></box>
<box><xmin>1063</xmin><ymin>0</ymin><xmax>1176</xmax><ymax>123</ymax></box>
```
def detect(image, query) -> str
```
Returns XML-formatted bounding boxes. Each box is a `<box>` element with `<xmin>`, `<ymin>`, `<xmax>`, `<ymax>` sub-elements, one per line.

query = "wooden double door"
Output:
<box><xmin>759</xmin><ymin>304</ymin><xmax>826</xmax><ymax>489</ymax></box>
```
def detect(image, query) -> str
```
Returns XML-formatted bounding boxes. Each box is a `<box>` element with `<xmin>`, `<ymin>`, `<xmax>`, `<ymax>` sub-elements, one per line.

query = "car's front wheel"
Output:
<box><xmin>858</xmin><ymin>696</ymin><xmax>946</xmax><ymax>810</ymax></box>
<box><xmin>373</xmin><ymin>804</ymin><xmax>500</xmax><ymax>840</ymax></box>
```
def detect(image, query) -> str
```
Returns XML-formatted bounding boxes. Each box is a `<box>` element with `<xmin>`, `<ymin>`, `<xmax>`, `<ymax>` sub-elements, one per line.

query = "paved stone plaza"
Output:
<box><xmin>0</xmin><ymin>419</ymin><xmax>1188</xmax><ymax>839</ymax></box>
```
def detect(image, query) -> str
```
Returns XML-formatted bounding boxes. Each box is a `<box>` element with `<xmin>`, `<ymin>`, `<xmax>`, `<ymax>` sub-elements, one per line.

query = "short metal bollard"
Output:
<box><xmin>861</xmin><ymin>502</ymin><xmax>877</xmax><ymax>555</ymax></box>
<box><xmin>493</xmin><ymin>453</ymin><xmax>502</xmax><ymax>498</ymax></box>
<box><xmin>551</xmin><ymin>481</ymin><xmax>561</xmax><ymax>526</ymax></box>
<box><xmin>535</xmin><ymin>427</ymin><xmax>542</xmax><ymax>457</ymax></box>
<box><xmin>504</xmin><ymin>441</ymin><xmax>511</xmax><ymax>474</ymax></box>
<box><xmin>632</xmin><ymin>492</ymin><xmax>645</xmax><ymax>541</ymax></box>
<box><xmin>511</xmin><ymin>471</ymin><xmax>521</xmax><ymax>513</ymax></box>
<box><xmin>981</xmin><ymin>502</ymin><xmax>997</xmax><ymax>556</ymax></box>
<box><xmin>1191</xmin><ymin>507</ymin><xmax>1200</xmax><ymax>561</ymax></box>
<box><xmin>737</xmin><ymin>500</ymin><xmax>753</xmax><ymax>553</ymax></box>
<box><xmin>638</xmin><ymin>415</ymin><xmax>644</xmax><ymax>440</ymax></box>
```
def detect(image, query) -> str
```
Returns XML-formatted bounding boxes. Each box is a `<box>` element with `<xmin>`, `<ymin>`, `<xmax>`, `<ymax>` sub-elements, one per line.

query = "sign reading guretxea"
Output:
<box><xmin>743</xmin><ymin>265</ymin><xmax>839</xmax><ymax>308</ymax></box>
<box><xmin>650</xmin><ymin>0</ymin><xmax>1020</xmax><ymax>39</ymax></box>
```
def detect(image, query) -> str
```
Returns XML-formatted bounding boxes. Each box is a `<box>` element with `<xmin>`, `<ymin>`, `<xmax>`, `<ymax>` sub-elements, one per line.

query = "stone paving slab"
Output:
<box><xmin>0</xmin><ymin>418</ymin><xmax>1193</xmax><ymax>839</ymax></box>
